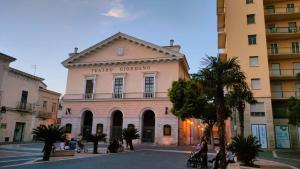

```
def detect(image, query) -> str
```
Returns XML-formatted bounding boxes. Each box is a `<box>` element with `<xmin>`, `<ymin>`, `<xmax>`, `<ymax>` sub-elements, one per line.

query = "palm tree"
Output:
<box><xmin>32</xmin><ymin>125</ymin><xmax>65</xmax><ymax>161</ymax></box>
<box><xmin>122</xmin><ymin>128</ymin><xmax>139</xmax><ymax>150</ymax></box>
<box><xmin>88</xmin><ymin>133</ymin><xmax>107</xmax><ymax>154</ymax></box>
<box><xmin>199</xmin><ymin>56</ymin><xmax>246</xmax><ymax>169</ymax></box>
<box><xmin>226</xmin><ymin>83</ymin><xmax>257</xmax><ymax>137</ymax></box>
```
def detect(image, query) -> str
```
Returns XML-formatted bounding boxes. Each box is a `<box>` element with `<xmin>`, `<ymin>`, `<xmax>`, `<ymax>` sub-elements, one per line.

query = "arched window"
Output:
<box><xmin>96</xmin><ymin>123</ymin><xmax>103</xmax><ymax>134</ymax></box>
<box><xmin>128</xmin><ymin>124</ymin><xmax>135</xmax><ymax>129</ymax></box>
<box><xmin>65</xmin><ymin>123</ymin><xmax>72</xmax><ymax>133</ymax></box>
<box><xmin>163</xmin><ymin>125</ymin><xmax>171</xmax><ymax>136</ymax></box>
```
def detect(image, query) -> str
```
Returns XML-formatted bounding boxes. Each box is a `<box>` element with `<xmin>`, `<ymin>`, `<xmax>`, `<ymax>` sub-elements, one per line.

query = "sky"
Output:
<box><xmin>0</xmin><ymin>0</ymin><xmax>217</xmax><ymax>94</ymax></box>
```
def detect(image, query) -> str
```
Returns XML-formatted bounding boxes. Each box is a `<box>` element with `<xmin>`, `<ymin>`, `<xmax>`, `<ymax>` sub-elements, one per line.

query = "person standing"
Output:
<box><xmin>200</xmin><ymin>137</ymin><xmax>208</xmax><ymax>168</ymax></box>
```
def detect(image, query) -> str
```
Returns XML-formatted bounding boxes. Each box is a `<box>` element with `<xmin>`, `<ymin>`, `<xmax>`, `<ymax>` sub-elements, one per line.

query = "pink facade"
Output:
<box><xmin>61</xmin><ymin>33</ymin><xmax>190</xmax><ymax>145</ymax></box>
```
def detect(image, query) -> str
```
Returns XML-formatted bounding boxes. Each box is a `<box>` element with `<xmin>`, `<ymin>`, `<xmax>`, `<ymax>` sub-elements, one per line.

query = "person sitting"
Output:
<box><xmin>59</xmin><ymin>141</ymin><xmax>65</xmax><ymax>150</ymax></box>
<box><xmin>107</xmin><ymin>139</ymin><xmax>119</xmax><ymax>153</ymax></box>
<box><xmin>226</xmin><ymin>145</ymin><xmax>235</xmax><ymax>165</ymax></box>
<box><xmin>69</xmin><ymin>138</ymin><xmax>77</xmax><ymax>150</ymax></box>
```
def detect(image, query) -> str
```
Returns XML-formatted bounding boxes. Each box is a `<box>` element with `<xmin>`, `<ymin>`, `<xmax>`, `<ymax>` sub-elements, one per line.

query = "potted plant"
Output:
<box><xmin>122</xmin><ymin>127</ymin><xmax>139</xmax><ymax>150</ymax></box>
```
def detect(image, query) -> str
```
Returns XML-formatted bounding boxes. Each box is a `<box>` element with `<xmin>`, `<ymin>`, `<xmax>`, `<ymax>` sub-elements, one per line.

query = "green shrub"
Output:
<box><xmin>231</xmin><ymin>135</ymin><xmax>262</xmax><ymax>166</ymax></box>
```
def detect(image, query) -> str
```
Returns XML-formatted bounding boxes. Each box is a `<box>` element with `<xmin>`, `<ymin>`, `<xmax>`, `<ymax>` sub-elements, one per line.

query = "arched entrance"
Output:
<box><xmin>82</xmin><ymin>110</ymin><xmax>93</xmax><ymax>140</ymax></box>
<box><xmin>111</xmin><ymin>110</ymin><xmax>123</xmax><ymax>140</ymax></box>
<box><xmin>142</xmin><ymin>110</ymin><xmax>155</xmax><ymax>143</ymax></box>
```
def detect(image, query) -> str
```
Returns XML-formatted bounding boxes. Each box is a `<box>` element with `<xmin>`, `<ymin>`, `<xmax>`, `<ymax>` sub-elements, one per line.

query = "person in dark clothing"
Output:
<box><xmin>209</xmin><ymin>149</ymin><xmax>221</xmax><ymax>169</ymax></box>
<box><xmin>69</xmin><ymin>138</ymin><xmax>77</xmax><ymax>150</ymax></box>
<box><xmin>199</xmin><ymin>137</ymin><xmax>208</xmax><ymax>168</ymax></box>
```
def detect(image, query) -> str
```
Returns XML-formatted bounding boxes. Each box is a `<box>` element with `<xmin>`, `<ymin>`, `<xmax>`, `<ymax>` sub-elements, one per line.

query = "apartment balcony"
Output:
<box><xmin>63</xmin><ymin>92</ymin><xmax>167</xmax><ymax>100</ymax></box>
<box><xmin>16</xmin><ymin>102</ymin><xmax>33</xmax><ymax>112</ymax></box>
<box><xmin>269</xmin><ymin>69</ymin><xmax>300</xmax><ymax>80</ymax></box>
<box><xmin>37</xmin><ymin>111</ymin><xmax>53</xmax><ymax>119</ymax></box>
<box><xmin>264</xmin><ymin>7</ymin><xmax>300</xmax><ymax>21</ymax></box>
<box><xmin>271</xmin><ymin>91</ymin><xmax>300</xmax><ymax>99</ymax></box>
<box><xmin>266</xmin><ymin>27</ymin><xmax>300</xmax><ymax>41</ymax></box>
<box><xmin>264</xmin><ymin>0</ymin><xmax>292</xmax><ymax>4</ymax></box>
<box><xmin>268</xmin><ymin>47</ymin><xmax>300</xmax><ymax>60</ymax></box>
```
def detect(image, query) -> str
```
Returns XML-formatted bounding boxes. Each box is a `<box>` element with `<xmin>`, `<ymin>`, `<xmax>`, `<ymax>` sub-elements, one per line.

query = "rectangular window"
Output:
<box><xmin>250</xmin><ymin>103</ymin><xmax>265</xmax><ymax>117</ymax></box>
<box><xmin>52</xmin><ymin>103</ymin><xmax>57</xmax><ymax>112</ymax></box>
<box><xmin>292</xmin><ymin>42</ymin><xmax>300</xmax><ymax>54</ymax></box>
<box><xmin>113</xmin><ymin>77</ymin><xmax>123</xmax><ymax>98</ymax></box>
<box><xmin>20</xmin><ymin>90</ymin><xmax>28</xmax><ymax>109</ymax></box>
<box><xmin>272</xmin><ymin>82</ymin><xmax>282</xmax><ymax>98</ymax></box>
<box><xmin>270</xmin><ymin>43</ymin><xmax>278</xmax><ymax>54</ymax></box>
<box><xmin>248</xmin><ymin>35</ymin><xmax>257</xmax><ymax>45</ymax></box>
<box><xmin>268</xmin><ymin>24</ymin><xmax>277</xmax><ymax>33</ymax></box>
<box><xmin>266</xmin><ymin>5</ymin><xmax>275</xmax><ymax>14</ymax></box>
<box><xmin>288</xmin><ymin>22</ymin><xmax>297</xmax><ymax>32</ymax></box>
<box><xmin>84</xmin><ymin>79</ymin><xmax>94</xmax><ymax>99</ymax></box>
<box><xmin>247</xmin><ymin>14</ymin><xmax>255</xmax><ymax>24</ymax></box>
<box><xmin>144</xmin><ymin>76</ymin><xmax>155</xmax><ymax>98</ymax></box>
<box><xmin>0</xmin><ymin>123</ymin><xmax>7</xmax><ymax>129</ymax></box>
<box><xmin>271</xmin><ymin>63</ymin><xmax>281</xmax><ymax>76</ymax></box>
<box><xmin>287</xmin><ymin>4</ymin><xmax>295</xmax><ymax>13</ymax></box>
<box><xmin>246</xmin><ymin>0</ymin><xmax>253</xmax><ymax>4</ymax></box>
<box><xmin>272</xmin><ymin>101</ymin><xmax>288</xmax><ymax>118</ymax></box>
<box><xmin>43</xmin><ymin>101</ymin><xmax>47</xmax><ymax>111</ymax></box>
<box><xmin>251</xmin><ymin>78</ymin><xmax>261</xmax><ymax>89</ymax></box>
<box><xmin>249</xmin><ymin>56</ymin><xmax>259</xmax><ymax>67</ymax></box>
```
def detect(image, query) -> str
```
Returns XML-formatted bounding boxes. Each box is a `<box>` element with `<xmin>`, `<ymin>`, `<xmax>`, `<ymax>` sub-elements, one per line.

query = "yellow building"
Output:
<box><xmin>217</xmin><ymin>0</ymin><xmax>300</xmax><ymax>149</ymax></box>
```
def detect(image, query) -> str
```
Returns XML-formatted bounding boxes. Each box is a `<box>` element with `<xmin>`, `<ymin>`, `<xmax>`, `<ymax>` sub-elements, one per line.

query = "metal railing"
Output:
<box><xmin>63</xmin><ymin>92</ymin><xmax>168</xmax><ymax>100</ymax></box>
<box><xmin>269</xmin><ymin>69</ymin><xmax>300</xmax><ymax>77</ymax></box>
<box><xmin>265</xmin><ymin>6</ymin><xmax>300</xmax><ymax>15</ymax></box>
<box><xmin>266</xmin><ymin>27</ymin><xmax>300</xmax><ymax>34</ymax></box>
<box><xmin>272</xmin><ymin>91</ymin><xmax>300</xmax><ymax>98</ymax></box>
<box><xmin>268</xmin><ymin>47</ymin><xmax>300</xmax><ymax>55</ymax></box>
<box><xmin>37</xmin><ymin>111</ymin><xmax>53</xmax><ymax>119</ymax></box>
<box><xmin>83</xmin><ymin>93</ymin><xmax>94</xmax><ymax>99</ymax></box>
<box><xmin>16</xmin><ymin>102</ymin><xmax>33</xmax><ymax>112</ymax></box>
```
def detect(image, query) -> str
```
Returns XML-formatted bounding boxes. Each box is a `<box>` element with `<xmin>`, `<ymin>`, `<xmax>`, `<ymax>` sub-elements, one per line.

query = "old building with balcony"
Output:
<box><xmin>217</xmin><ymin>0</ymin><xmax>300</xmax><ymax>149</ymax></box>
<box><xmin>0</xmin><ymin>53</ymin><xmax>60</xmax><ymax>143</ymax></box>
<box><xmin>60</xmin><ymin>33</ymin><xmax>204</xmax><ymax>145</ymax></box>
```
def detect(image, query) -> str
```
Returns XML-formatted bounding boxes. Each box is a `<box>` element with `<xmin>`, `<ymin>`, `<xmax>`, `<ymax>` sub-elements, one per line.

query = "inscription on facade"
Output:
<box><xmin>91</xmin><ymin>65</ymin><xmax>151</xmax><ymax>73</ymax></box>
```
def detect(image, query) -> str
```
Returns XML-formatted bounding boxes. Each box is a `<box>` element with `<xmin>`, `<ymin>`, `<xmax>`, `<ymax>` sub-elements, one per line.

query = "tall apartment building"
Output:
<box><xmin>217</xmin><ymin>0</ymin><xmax>300</xmax><ymax>149</ymax></box>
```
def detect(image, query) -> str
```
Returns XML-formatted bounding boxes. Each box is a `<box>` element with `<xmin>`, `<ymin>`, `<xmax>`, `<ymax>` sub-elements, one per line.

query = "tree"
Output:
<box><xmin>226</xmin><ymin>83</ymin><xmax>257</xmax><ymax>137</ymax></box>
<box><xmin>122</xmin><ymin>127</ymin><xmax>139</xmax><ymax>150</ymax></box>
<box><xmin>89</xmin><ymin>133</ymin><xmax>107</xmax><ymax>154</ymax></box>
<box><xmin>287</xmin><ymin>97</ymin><xmax>300</xmax><ymax>125</ymax></box>
<box><xmin>32</xmin><ymin>125</ymin><xmax>65</xmax><ymax>161</ymax></box>
<box><xmin>199</xmin><ymin>56</ymin><xmax>246</xmax><ymax>169</ymax></box>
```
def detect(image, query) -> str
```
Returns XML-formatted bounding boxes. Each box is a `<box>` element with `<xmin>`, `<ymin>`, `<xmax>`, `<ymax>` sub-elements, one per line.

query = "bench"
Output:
<box><xmin>51</xmin><ymin>150</ymin><xmax>75</xmax><ymax>157</ymax></box>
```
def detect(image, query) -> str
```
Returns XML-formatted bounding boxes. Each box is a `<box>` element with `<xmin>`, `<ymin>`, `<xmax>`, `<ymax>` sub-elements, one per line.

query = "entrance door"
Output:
<box><xmin>13</xmin><ymin>122</ymin><xmax>25</xmax><ymax>142</ymax></box>
<box><xmin>142</xmin><ymin>110</ymin><xmax>155</xmax><ymax>143</ymax></box>
<box><xmin>82</xmin><ymin>111</ymin><xmax>93</xmax><ymax>140</ymax></box>
<box><xmin>252</xmin><ymin>124</ymin><xmax>268</xmax><ymax>148</ymax></box>
<box><xmin>275</xmin><ymin>125</ymin><xmax>291</xmax><ymax>148</ymax></box>
<box><xmin>111</xmin><ymin>110</ymin><xmax>123</xmax><ymax>140</ymax></box>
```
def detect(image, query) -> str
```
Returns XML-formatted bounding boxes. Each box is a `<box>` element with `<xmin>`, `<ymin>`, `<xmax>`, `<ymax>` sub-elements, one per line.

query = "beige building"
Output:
<box><xmin>217</xmin><ymin>0</ymin><xmax>300</xmax><ymax>148</ymax></box>
<box><xmin>61</xmin><ymin>32</ymin><xmax>204</xmax><ymax>145</ymax></box>
<box><xmin>0</xmin><ymin>53</ymin><xmax>60</xmax><ymax>143</ymax></box>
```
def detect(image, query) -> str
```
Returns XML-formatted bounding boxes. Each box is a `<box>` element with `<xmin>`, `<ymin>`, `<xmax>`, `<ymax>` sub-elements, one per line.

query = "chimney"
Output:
<box><xmin>170</xmin><ymin>39</ymin><xmax>174</xmax><ymax>46</ymax></box>
<box><xmin>74</xmin><ymin>47</ymin><xmax>78</xmax><ymax>54</ymax></box>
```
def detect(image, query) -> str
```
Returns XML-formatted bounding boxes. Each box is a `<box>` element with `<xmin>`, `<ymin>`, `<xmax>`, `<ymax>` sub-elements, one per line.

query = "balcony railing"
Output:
<box><xmin>64</xmin><ymin>92</ymin><xmax>168</xmax><ymax>100</ymax></box>
<box><xmin>83</xmin><ymin>93</ymin><xmax>94</xmax><ymax>99</ymax></box>
<box><xmin>266</xmin><ymin>27</ymin><xmax>300</xmax><ymax>34</ymax></box>
<box><xmin>37</xmin><ymin>111</ymin><xmax>53</xmax><ymax>119</ymax></box>
<box><xmin>265</xmin><ymin>7</ymin><xmax>300</xmax><ymax>15</ymax></box>
<box><xmin>269</xmin><ymin>69</ymin><xmax>300</xmax><ymax>77</ymax></box>
<box><xmin>16</xmin><ymin>102</ymin><xmax>33</xmax><ymax>112</ymax></box>
<box><xmin>268</xmin><ymin>47</ymin><xmax>300</xmax><ymax>55</ymax></box>
<box><xmin>272</xmin><ymin>91</ymin><xmax>300</xmax><ymax>98</ymax></box>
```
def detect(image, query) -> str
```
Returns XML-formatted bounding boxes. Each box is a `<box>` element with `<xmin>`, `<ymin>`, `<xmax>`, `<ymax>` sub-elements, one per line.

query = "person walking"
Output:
<box><xmin>199</xmin><ymin>137</ymin><xmax>208</xmax><ymax>168</ymax></box>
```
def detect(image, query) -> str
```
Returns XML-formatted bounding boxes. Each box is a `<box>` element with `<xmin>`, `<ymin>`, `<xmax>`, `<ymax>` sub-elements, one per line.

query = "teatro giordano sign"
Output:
<box><xmin>91</xmin><ymin>65</ymin><xmax>151</xmax><ymax>73</ymax></box>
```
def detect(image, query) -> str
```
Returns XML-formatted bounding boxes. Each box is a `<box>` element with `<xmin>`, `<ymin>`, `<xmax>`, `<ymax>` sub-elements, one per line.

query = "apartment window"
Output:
<box><xmin>0</xmin><ymin>123</ymin><xmax>7</xmax><ymax>129</ymax></box>
<box><xmin>250</xmin><ymin>103</ymin><xmax>265</xmax><ymax>117</ymax></box>
<box><xmin>65</xmin><ymin>123</ymin><xmax>72</xmax><ymax>133</ymax></box>
<box><xmin>163</xmin><ymin>125</ymin><xmax>172</xmax><ymax>136</ymax></box>
<box><xmin>52</xmin><ymin>103</ymin><xmax>57</xmax><ymax>112</ymax></box>
<box><xmin>266</xmin><ymin>5</ymin><xmax>275</xmax><ymax>14</ymax></box>
<box><xmin>268</xmin><ymin>24</ymin><xmax>277</xmax><ymax>33</ymax></box>
<box><xmin>246</xmin><ymin>0</ymin><xmax>253</xmax><ymax>4</ymax></box>
<box><xmin>20</xmin><ymin>90</ymin><xmax>28</xmax><ymax>109</ymax></box>
<box><xmin>84</xmin><ymin>77</ymin><xmax>95</xmax><ymax>99</ymax></box>
<box><xmin>247</xmin><ymin>14</ymin><xmax>255</xmax><ymax>24</ymax></box>
<box><xmin>270</xmin><ymin>43</ymin><xmax>278</xmax><ymax>54</ymax></box>
<box><xmin>288</xmin><ymin>22</ymin><xmax>297</xmax><ymax>32</ymax></box>
<box><xmin>292</xmin><ymin>42</ymin><xmax>300</xmax><ymax>53</ymax></box>
<box><xmin>287</xmin><ymin>4</ymin><xmax>295</xmax><ymax>13</ymax></box>
<box><xmin>43</xmin><ymin>101</ymin><xmax>47</xmax><ymax>111</ymax></box>
<box><xmin>113</xmin><ymin>77</ymin><xmax>124</xmax><ymax>98</ymax></box>
<box><xmin>251</xmin><ymin>78</ymin><xmax>261</xmax><ymax>89</ymax></box>
<box><xmin>249</xmin><ymin>56</ymin><xmax>259</xmax><ymax>67</ymax></box>
<box><xmin>272</xmin><ymin>82</ymin><xmax>282</xmax><ymax>98</ymax></box>
<box><xmin>144</xmin><ymin>75</ymin><xmax>155</xmax><ymax>98</ymax></box>
<box><xmin>271</xmin><ymin>63</ymin><xmax>281</xmax><ymax>76</ymax></box>
<box><xmin>248</xmin><ymin>35</ymin><xmax>257</xmax><ymax>45</ymax></box>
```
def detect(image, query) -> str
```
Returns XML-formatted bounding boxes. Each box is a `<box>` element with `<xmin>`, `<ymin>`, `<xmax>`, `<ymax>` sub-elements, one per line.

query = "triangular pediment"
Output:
<box><xmin>62</xmin><ymin>32</ymin><xmax>186</xmax><ymax>67</ymax></box>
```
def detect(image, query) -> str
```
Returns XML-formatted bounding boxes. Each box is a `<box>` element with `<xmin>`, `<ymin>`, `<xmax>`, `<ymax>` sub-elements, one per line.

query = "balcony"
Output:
<box><xmin>266</xmin><ymin>27</ymin><xmax>300</xmax><ymax>40</ymax></box>
<box><xmin>265</xmin><ymin>7</ymin><xmax>300</xmax><ymax>21</ymax></box>
<box><xmin>37</xmin><ymin>111</ymin><xmax>53</xmax><ymax>119</ymax></box>
<box><xmin>63</xmin><ymin>92</ymin><xmax>168</xmax><ymax>100</ymax></box>
<box><xmin>82</xmin><ymin>93</ymin><xmax>95</xmax><ymax>100</ymax></box>
<box><xmin>272</xmin><ymin>91</ymin><xmax>300</xmax><ymax>99</ymax></box>
<box><xmin>269</xmin><ymin>69</ymin><xmax>300</xmax><ymax>80</ymax></box>
<box><xmin>16</xmin><ymin>102</ymin><xmax>33</xmax><ymax>112</ymax></box>
<box><xmin>264</xmin><ymin>0</ymin><xmax>292</xmax><ymax>4</ymax></box>
<box><xmin>268</xmin><ymin>47</ymin><xmax>300</xmax><ymax>60</ymax></box>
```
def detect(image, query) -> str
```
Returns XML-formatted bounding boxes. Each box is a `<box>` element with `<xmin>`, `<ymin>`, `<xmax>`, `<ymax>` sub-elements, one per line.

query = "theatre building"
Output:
<box><xmin>61</xmin><ymin>33</ymin><xmax>203</xmax><ymax>145</ymax></box>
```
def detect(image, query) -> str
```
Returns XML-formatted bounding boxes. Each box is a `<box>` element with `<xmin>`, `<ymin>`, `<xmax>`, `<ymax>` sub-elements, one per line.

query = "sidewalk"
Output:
<box><xmin>239</xmin><ymin>159</ymin><xmax>298</xmax><ymax>169</ymax></box>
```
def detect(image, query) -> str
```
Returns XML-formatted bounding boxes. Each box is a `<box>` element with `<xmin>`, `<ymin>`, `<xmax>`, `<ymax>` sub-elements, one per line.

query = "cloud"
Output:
<box><xmin>102</xmin><ymin>0</ymin><xmax>126</xmax><ymax>18</ymax></box>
